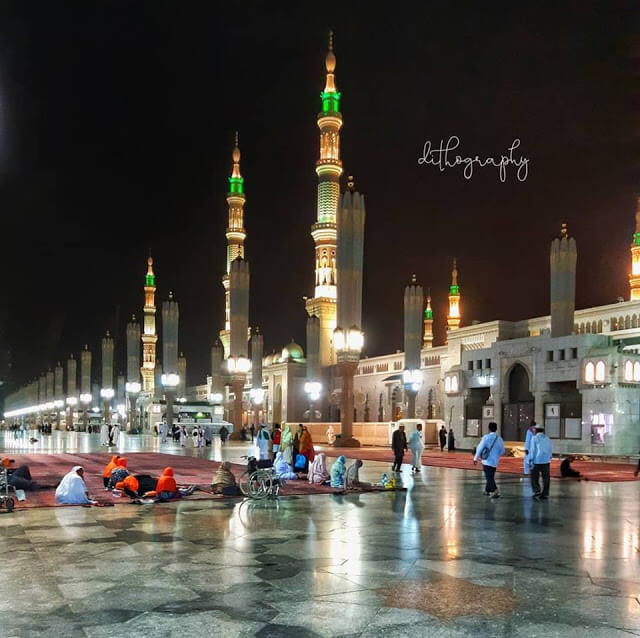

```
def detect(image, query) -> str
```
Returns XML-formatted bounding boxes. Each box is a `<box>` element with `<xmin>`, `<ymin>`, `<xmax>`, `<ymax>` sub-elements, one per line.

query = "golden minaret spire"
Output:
<box><xmin>305</xmin><ymin>30</ymin><xmax>343</xmax><ymax>366</ymax></box>
<box><xmin>630</xmin><ymin>198</ymin><xmax>640</xmax><ymax>300</ymax></box>
<box><xmin>423</xmin><ymin>288</ymin><xmax>434</xmax><ymax>348</ymax></box>
<box><xmin>220</xmin><ymin>131</ymin><xmax>247</xmax><ymax>358</ymax></box>
<box><xmin>447</xmin><ymin>258</ymin><xmax>461</xmax><ymax>333</ymax></box>
<box><xmin>140</xmin><ymin>255</ymin><xmax>158</xmax><ymax>394</ymax></box>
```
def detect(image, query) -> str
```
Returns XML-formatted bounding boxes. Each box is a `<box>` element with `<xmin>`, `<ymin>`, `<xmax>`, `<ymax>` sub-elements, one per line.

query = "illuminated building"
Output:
<box><xmin>220</xmin><ymin>132</ymin><xmax>246</xmax><ymax>358</ymax></box>
<box><xmin>140</xmin><ymin>256</ymin><xmax>158</xmax><ymax>395</ymax></box>
<box><xmin>629</xmin><ymin>198</ymin><xmax>640</xmax><ymax>300</ymax></box>
<box><xmin>305</xmin><ymin>31</ymin><xmax>342</xmax><ymax>367</ymax></box>
<box><xmin>447</xmin><ymin>259</ymin><xmax>461</xmax><ymax>333</ymax></box>
<box><xmin>423</xmin><ymin>290</ymin><xmax>434</xmax><ymax>349</ymax></box>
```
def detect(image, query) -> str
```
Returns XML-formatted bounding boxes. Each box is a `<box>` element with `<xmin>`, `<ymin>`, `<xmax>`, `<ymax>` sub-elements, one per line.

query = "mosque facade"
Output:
<box><xmin>5</xmin><ymin>35</ymin><xmax>640</xmax><ymax>456</ymax></box>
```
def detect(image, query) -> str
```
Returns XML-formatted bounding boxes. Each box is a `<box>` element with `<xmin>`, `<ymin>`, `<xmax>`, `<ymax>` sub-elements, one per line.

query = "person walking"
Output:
<box><xmin>447</xmin><ymin>427</ymin><xmax>456</xmax><ymax>451</ymax></box>
<box><xmin>408</xmin><ymin>424</ymin><xmax>425</xmax><ymax>473</ymax></box>
<box><xmin>439</xmin><ymin>425</ymin><xmax>447</xmax><ymax>452</ymax></box>
<box><xmin>391</xmin><ymin>425</ymin><xmax>407</xmax><ymax>473</ymax></box>
<box><xmin>250</xmin><ymin>423</ymin><xmax>255</xmax><ymax>442</ymax></box>
<box><xmin>529</xmin><ymin>425</ymin><xmax>552</xmax><ymax>499</ymax></box>
<box><xmin>473</xmin><ymin>422</ymin><xmax>505</xmax><ymax>499</ymax></box>
<box><xmin>523</xmin><ymin>420</ymin><xmax>537</xmax><ymax>475</ymax></box>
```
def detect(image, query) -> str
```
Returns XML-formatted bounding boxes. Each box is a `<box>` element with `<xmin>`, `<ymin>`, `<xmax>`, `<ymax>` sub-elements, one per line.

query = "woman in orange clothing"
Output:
<box><xmin>116</xmin><ymin>474</ymin><xmax>139</xmax><ymax>498</ymax></box>
<box><xmin>156</xmin><ymin>467</ymin><xmax>179</xmax><ymax>501</ymax></box>
<box><xmin>102</xmin><ymin>455</ymin><xmax>120</xmax><ymax>488</ymax></box>
<box><xmin>107</xmin><ymin>457</ymin><xmax>129</xmax><ymax>490</ymax></box>
<box><xmin>298</xmin><ymin>426</ymin><xmax>315</xmax><ymax>466</ymax></box>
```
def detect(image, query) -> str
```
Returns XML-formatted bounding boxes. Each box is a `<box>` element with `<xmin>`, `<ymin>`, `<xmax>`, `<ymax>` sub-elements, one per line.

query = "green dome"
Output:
<box><xmin>281</xmin><ymin>340</ymin><xmax>304</xmax><ymax>361</ymax></box>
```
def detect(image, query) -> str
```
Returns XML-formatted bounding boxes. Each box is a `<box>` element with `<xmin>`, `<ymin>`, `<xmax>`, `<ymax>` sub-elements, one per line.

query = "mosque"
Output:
<box><xmin>5</xmin><ymin>34</ymin><xmax>640</xmax><ymax>455</ymax></box>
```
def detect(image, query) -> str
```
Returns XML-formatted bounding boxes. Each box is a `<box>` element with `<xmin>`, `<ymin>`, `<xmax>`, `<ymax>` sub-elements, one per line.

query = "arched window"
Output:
<box><xmin>611</xmin><ymin>317</ymin><xmax>617</xmax><ymax>330</ymax></box>
<box><xmin>597</xmin><ymin>320</ymin><xmax>603</xmax><ymax>333</ymax></box>
<box><xmin>444</xmin><ymin>377</ymin><xmax>451</xmax><ymax>392</ymax></box>
<box><xmin>451</xmin><ymin>376</ymin><xmax>459</xmax><ymax>392</ymax></box>
<box><xmin>625</xmin><ymin>316</ymin><xmax>631</xmax><ymax>329</ymax></box>
<box><xmin>591</xmin><ymin>321</ymin><xmax>597</xmax><ymax>333</ymax></box>
<box><xmin>624</xmin><ymin>360</ymin><xmax>633</xmax><ymax>382</ymax></box>
<box><xmin>586</xmin><ymin>323</ymin><xmax>591</xmax><ymax>334</ymax></box>
<box><xmin>634</xmin><ymin>361</ymin><xmax>640</xmax><ymax>382</ymax></box>
<box><xmin>633</xmin><ymin>315</ymin><xmax>638</xmax><ymax>329</ymax></box>
<box><xmin>595</xmin><ymin>360</ymin><xmax>606</xmax><ymax>382</ymax></box>
<box><xmin>585</xmin><ymin>361</ymin><xmax>595</xmax><ymax>383</ymax></box>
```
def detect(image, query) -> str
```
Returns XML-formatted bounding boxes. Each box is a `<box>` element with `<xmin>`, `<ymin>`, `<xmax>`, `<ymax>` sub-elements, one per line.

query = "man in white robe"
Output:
<box><xmin>55</xmin><ymin>466</ymin><xmax>94</xmax><ymax>505</ymax></box>
<box><xmin>256</xmin><ymin>425</ymin><xmax>271</xmax><ymax>461</ymax></box>
<box><xmin>100</xmin><ymin>423</ymin><xmax>109</xmax><ymax>446</ymax></box>
<box><xmin>408</xmin><ymin>424</ymin><xmax>425</xmax><ymax>473</ymax></box>
<box><xmin>160</xmin><ymin>421</ymin><xmax>168</xmax><ymax>443</ymax></box>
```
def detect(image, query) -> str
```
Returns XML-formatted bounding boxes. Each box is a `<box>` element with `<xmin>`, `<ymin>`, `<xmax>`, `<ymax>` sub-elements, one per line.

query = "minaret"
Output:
<box><xmin>220</xmin><ymin>132</ymin><xmax>246</xmax><ymax>358</ymax></box>
<box><xmin>447</xmin><ymin>259</ymin><xmax>461</xmax><ymax>332</ymax></box>
<box><xmin>630</xmin><ymin>198</ymin><xmax>640</xmax><ymax>300</ymax></box>
<box><xmin>423</xmin><ymin>289</ymin><xmax>434</xmax><ymax>348</ymax></box>
<box><xmin>140</xmin><ymin>256</ymin><xmax>158</xmax><ymax>394</ymax></box>
<box><xmin>305</xmin><ymin>31</ymin><xmax>343</xmax><ymax>367</ymax></box>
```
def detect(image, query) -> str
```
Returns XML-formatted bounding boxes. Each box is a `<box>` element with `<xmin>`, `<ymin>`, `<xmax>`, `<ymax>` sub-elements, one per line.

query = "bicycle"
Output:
<box><xmin>238</xmin><ymin>456</ymin><xmax>283</xmax><ymax>499</ymax></box>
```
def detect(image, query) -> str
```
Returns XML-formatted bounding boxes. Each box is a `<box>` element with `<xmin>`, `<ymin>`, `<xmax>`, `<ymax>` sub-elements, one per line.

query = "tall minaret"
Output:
<box><xmin>141</xmin><ymin>256</ymin><xmax>158</xmax><ymax>394</ymax></box>
<box><xmin>423</xmin><ymin>289</ymin><xmax>434</xmax><ymax>348</ymax></box>
<box><xmin>630</xmin><ymin>198</ymin><xmax>640</xmax><ymax>300</ymax></box>
<box><xmin>220</xmin><ymin>132</ymin><xmax>246</xmax><ymax>358</ymax></box>
<box><xmin>447</xmin><ymin>259</ymin><xmax>461</xmax><ymax>332</ymax></box>
<box><xmin>305</xmin><ymin>31</ymin><xmax>343</xmax><ymax>367</ymax></box>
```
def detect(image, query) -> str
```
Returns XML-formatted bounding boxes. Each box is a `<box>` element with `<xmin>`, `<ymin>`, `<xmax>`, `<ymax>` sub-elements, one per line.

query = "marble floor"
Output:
<box><xmin>0</xmin><ymin>432</ymin><xmax>639</xmax><ymax>637</ymax></box>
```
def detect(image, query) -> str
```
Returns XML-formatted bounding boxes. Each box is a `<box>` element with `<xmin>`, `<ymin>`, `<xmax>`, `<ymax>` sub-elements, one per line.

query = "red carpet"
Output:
<box><xmin>322</xmin><ymin>447</ymin><xmax>638</xmax><ymax>482</ymax></box>
<box><xmin>3</xmin><ymin>453</ymin><xmax>344</xmax><ymax>509</ymax></box>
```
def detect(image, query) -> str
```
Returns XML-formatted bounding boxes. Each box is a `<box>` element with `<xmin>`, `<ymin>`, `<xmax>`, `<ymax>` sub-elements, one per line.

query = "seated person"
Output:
<box><xmin>330</xmin><ymin>455</ymin><xmax>347</xmax><ymax>488</ymax></box>
<box><xmin>345</xmin><ymin>459</ymin><xmax>370</xmax><ymax>489</ymax></box>
<box><xmin>560</xmin><ymin>455</ymin><xmax>581</xmax><ymax>478</ymax></box>
<box><xmin>308</xmin><ymin>453</ymin><xmax>330</xmax><ymax>485</ymax></box>
<box><xmin>102</xmin><ymin>455</ymin><xmax>120</xmax><ymax>488</ymax></box>
<box><xmin>107</xmin><ymin>457</ymin><xmax>129</xmax><ymax>490</ymax></box>
<box><xmin>7</xmin><ymin>464</ymin><xmax>44</xmax><ymax>491</ymax></box>
<box><xmin>116</xmin><ymin>474</ymin><xmax>140</xmax><ymax>499</ymax></box>
<box><xmin>55</xmin><ymin>466</ymin><xmax>95</xmax><ymax>505</ymax></box>
<box><xmin>274</xmin><ymin>452</ymin><xmax>298</xmax><ymax>480</ymax></box>
<box><xmin>155</xmin><ymin>467</ymin><xmax>179</xmax><ymax>501</ymax></box>
<box><xmin>211</xmin><ymin>462</ymin><xmax>237</xmax><ymax>494</ymax></box>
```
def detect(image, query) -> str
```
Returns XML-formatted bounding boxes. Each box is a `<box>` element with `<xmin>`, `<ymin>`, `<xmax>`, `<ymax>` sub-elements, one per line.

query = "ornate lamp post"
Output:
<box><xmin>126</xmin><ymin>315</ymin><xmax>141</xmax><ymax>431</ymax></box>
<box><xmin>101</xmin><ymin>331</ymin><xmax>114</xmax><ymax>424</ymax></box>
<box><xmin>334</xmin><ymin>178</ymin><xmax>365</xmax><ymax>447</ymax></box>
<box><xmin>403</xmin><ymin>274</ymin><xmax>424</xmax><ymax>418</ymax></box>
<box><xmin>305</xmin><ymin>315</ymin><xmax>321</xmax><ymax>422</ymax></box>
<box><xmin>229</xmin><ymin>257</ymin><xmax>250</xmax><ymax>438</ymax></box>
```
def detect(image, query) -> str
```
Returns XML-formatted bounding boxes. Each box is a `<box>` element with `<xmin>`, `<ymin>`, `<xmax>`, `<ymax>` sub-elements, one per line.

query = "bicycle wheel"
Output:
<box><xmin>247</xmin><ymin>471</ymin><xmax>269</xmax><ymax>499</ymax></box>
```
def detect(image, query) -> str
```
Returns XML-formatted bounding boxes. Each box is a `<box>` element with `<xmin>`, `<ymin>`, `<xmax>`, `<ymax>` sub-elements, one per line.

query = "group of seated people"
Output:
<box><xmin>54</xmin><ymin>456</ymin><xmax>196</xmax><ymax>505</ymax></box>
<box><xmin>272</xmin><ymin>451</ymin><xmax>369</xmax><ymax>490</ymax></box>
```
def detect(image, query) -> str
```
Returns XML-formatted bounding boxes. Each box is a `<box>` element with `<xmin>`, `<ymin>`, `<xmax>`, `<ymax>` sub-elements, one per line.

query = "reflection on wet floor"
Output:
<box><xmin>0</xmin><ymin>431</ymin><xmax>639</xmax><ymax>637</ymax></box>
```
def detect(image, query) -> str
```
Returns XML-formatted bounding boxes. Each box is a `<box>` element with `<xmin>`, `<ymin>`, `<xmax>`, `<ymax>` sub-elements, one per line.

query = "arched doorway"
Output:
<box><xmin>502</xmin><ymin>364</ymin><xmax>534</xmax><ymax>441</ymax></box>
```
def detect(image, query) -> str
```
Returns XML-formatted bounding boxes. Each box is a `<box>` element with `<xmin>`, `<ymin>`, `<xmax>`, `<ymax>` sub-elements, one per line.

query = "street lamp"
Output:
<box><xmin>65</xmin><ymin>397</ymin><xmax>78</xmax><ymax>431</ymax></box>
<box><xmin>161</xmin><ymin>373</ymin><xmax>180</xmax><ymax>434</ymax></box>
<box><xmin>125</xmin><ymin>382</ymin><xmax>141</xmax><ymax>432</ymax></box>
<box><xmin>249</xmin><ymin>387</ymin><xmax>264</xmax><ymax>430</ymax></box>
<box><xmin>80</xmin><ymin>393</ymin><xmax>92</xmax><ymax>432</ymax></box>
<box><xmin>227</xmin><ymin>356</ymin><xmax>251</xmax><ymax>374</ymax></box>
<box><xmin>334</xmin><ymin>325</ymin><xmax>364</xmax><ymax>446</ymax></box>
<box><xmin>403</xmin><ymin>368</ymin><xmax>423</xmax><ymax>418</ymax></box>
<box><xmin>208</xmin><ymin>392</ymin><xmax>223</xmax><ymax>404</ymax></box>
<box><xmin>100</xmin><ymin>388</ymin><xmax>115</xmax><ymax>426</ymax></box>
<box><xmin>304</xmin><ymin>381</ymin><xmax>322</xmax><ymax>422</ymax></box>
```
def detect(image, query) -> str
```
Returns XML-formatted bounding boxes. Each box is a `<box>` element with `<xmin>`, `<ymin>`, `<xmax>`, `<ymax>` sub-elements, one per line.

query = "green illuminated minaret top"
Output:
<box><xmin>145</xmin><ymin>256</ymin><xmax>155</xmax><ymax>287</ymax></box>
<box><xmin>228</xmin><ymin>131</ymin><xmax>244</xmax><ymax>195</ymax></box>
<box><xmin>424</xmin><ymin>290</ymin><xmax>433</xmax><ymax>319</ymax></box>
<box><xmin>320</xmin><ymin>30</ymin><xmax>341</xmax><ymax>114</ymax></box>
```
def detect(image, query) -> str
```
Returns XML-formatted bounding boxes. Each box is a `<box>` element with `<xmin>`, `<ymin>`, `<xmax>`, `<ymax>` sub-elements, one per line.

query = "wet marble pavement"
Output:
<box><xmin>0</xmin><ymin>432</ymin><xmax>639</xmax><ymax>637</ymax></box>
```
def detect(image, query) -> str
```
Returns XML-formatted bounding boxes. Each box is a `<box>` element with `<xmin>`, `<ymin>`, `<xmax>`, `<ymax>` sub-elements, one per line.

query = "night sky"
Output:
<box><xmin>2</xmin><ymin>1</ymin><xmax>639</xmax><ymax>392</ymax></box>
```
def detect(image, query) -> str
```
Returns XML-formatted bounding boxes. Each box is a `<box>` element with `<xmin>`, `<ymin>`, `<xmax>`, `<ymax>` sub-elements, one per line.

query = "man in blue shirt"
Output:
<box><xmin>529</xmin><ymin>426</ymin><xmax>553</xmax><ymax>499</ymax></box>
<box><xmin>473</xmin><ymin>422</ymin><xmax>505</xmax><ymax>499</ymax></box>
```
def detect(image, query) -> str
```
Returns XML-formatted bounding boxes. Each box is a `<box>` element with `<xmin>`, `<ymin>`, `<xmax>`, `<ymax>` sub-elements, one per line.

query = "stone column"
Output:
<box><xmin>229</xmin><ymin>257</ymin><xmax>250</xmax><ymax>439</ymax></box>
<box><xmin>54</xmin><ymin>362</ymin><xmax>63</xmax><ymax>430</ymax></box>
<box><xmin>101</xmin><ymin>331</ymin><xmax>114</xmax><ymax>424</ymax></box>
<box><xmin>306</xmin><ymin>315</ymin><xmax>321</xmax><ymax>421</ymax></box>
<box><xmin>404</xmin><ymin>275</ymin><xmax>424</xmax><ymax>418</ymax></box>
<box><xmin>80</xmin><ymin>346</ymin><xmax>91</xmax><ymax>432</ymax></box>
<box><xmin>162</xmin><ymin>292</ymin><xmax>180</xmax><ymax>433</ymax></box>
<box><xmin>550</xmin><ymin>224</ymin><xmax>577</xmax><ymax>337</ymax></box>
<box><xmin>66</xmin><ymin>354</ymin><xmax>77</xmax><ymax>429</ymax></box>
<box><xmin>126</xmin><ymin>317</ymin><xmax>141</xmax><ymax>431</ymax></box>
